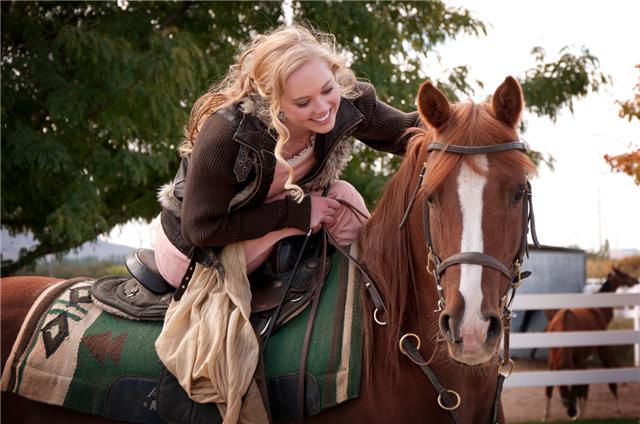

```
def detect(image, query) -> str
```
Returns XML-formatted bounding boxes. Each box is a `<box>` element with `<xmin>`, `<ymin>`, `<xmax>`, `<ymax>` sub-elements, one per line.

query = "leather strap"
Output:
<box><xmin>174</xmin><ymin>256</ymin><xmax>197</xmax><ymax>301</ymax></box>
<box><xmin>400</xmin><ymin>337</ymin><xmax>462</xmax><ymax>424</ymax></box>
<box><xmin>297</xmin><ymin>230</ymin><xmax>328</xmax><ymax>423</ymax></box>
<box><xmin>492</xmin><ymin>374</ymin><xmax>506</xmax><ymax>424</ymax></box>
<box><xmin>262</xmin><ymin>229</ymin><xmax>314</xmax><ymax>347</ymax></box>
<box><xmin>437</xmin><ymin>252</ymin><xmax>513</xmax><ymax>280</ymax></box>
<box><xmin>427</xmin><ymin>141</ymin><xmax>527</xmax><ymax>154</ymax></box>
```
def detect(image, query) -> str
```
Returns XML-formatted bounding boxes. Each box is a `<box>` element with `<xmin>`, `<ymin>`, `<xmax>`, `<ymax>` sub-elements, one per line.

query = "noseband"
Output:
<box><xmin>399</xmin><ymin>140</ymin><xmax>540</xmax><ymax>312</ymax></box>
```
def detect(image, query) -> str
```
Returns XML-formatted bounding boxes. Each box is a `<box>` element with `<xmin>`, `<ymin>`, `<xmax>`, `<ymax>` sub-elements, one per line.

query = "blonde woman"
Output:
<box><xmin>155</xmin><ymin>25</ymin><xmax>419</xmax><ymax>286</ymax></box>
<box><xmin>155</xmin><ymin>24</ymin><xmax>419</xmax><ymax>286</ymax></box>
<box><xmin>151</xmin><ymin>24</ymin><xmax>422</xmax><ymax>422</ymax></box>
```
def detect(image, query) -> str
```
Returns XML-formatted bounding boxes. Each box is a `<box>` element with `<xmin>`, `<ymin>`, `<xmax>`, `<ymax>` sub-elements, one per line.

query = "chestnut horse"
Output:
<box><xmin>543</xmin><ymin>267</ymin><xmax>638</xmax><ymax>421</ymax></box>
<box><xmin>2</xmin><ymin>76</ymin><xmax>538</xmax><ymax>423</ymax></box>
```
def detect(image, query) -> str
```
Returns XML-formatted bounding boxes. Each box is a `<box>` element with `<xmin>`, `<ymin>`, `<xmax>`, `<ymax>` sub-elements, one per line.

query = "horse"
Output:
<box><xmin>543</xmin><ymin>267</ymin><xmax>639</xmax><ymax>421</ymax></box>
<box><xmin>1</xmin><ymin>76</ymin><xmax>538</xmax><ymax>423</ymax></box>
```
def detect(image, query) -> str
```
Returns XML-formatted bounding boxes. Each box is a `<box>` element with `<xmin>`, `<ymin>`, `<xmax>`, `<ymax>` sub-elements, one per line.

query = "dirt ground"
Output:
<box><xmin>501</xmin><ymin>359</ymin><xmax>640</xmax><ymax>423</ymax></box>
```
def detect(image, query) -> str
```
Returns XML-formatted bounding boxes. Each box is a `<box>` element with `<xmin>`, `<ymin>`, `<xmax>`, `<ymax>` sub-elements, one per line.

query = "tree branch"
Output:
<box><xmin>158</xmin><ymin>1</ymin><xmax>192</xmax><ymax>30</ymax></box>
<box><xmin>1</xmin><ymin>243</ymin><xmax>55</xmax><ymax>276</ymax></box>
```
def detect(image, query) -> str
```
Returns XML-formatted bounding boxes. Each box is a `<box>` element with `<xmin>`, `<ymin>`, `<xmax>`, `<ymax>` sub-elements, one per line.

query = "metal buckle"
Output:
<box><xmin>123</xmin><ymin>287</ymin><xmax>139</xmax><ymax>297</ymax></box>
<box><xmin>434</xmin><ymin>297</ymin><xmax>445</xmax><ymax>313</ymax></box>
<box><xmin>511</xmin><ymin>260</ymin><xmax>523</xmax><ymax>288</ymax></box>
<box><xmin>426</xmin><ymin>249</ymin><xmax>439</xmax><ymax>276</ymax></box>
<box><xmin>258</xmin><ymin>316</ymin><xmax>272</xmax><ymax>336</ymax></box>
<box><xmin>437</xmin><ymin>389</ymin><xmax>461</xmax><ymax>410</ymax></box>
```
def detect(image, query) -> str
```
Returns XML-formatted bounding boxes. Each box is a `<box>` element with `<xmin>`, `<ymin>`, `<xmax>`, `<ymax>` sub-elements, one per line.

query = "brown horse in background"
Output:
<box><xmin>2</xmin><ymin>77</ymin><xmax>537</xmax><ymax>423</ymax></box>
<box><xmin>543</xmin><ymin>267</ymin><xmax>639</xmax><ymax>421</ymax></box>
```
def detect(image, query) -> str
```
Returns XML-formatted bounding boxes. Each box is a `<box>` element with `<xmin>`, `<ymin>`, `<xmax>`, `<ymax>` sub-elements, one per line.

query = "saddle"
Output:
<box><xmin>91</xmin><ymin>233</ymin><xmax>330</xmax><ymax>327</ymax></box>
<box><xmin>90</xmin><ymin>233</ymin><xmax>332</xmax><ymax>423</ymax></box>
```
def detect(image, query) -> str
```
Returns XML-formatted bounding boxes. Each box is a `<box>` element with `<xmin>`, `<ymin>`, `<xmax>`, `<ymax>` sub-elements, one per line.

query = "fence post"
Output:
<box><xmin>635</xmin><ymin>303</ymin><xmax>640</xmax><ymax>367</ymax></box>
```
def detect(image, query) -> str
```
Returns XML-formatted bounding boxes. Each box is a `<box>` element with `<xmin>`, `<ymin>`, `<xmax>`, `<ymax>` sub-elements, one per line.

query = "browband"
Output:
<box><xmin>427</xmin><ymin>141</ymin><xmax>528</xmax><ymax>154</ymax></box>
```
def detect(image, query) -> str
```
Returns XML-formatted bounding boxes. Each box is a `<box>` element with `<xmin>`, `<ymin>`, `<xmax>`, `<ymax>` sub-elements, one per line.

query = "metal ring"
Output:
<box><xmin>398</xmin><ymin>332</ymin><xmax>421</xmax><ymax>355</ymax></box>
<box><xmin>437</xmin><ymin>389</ymin><xmax>461</xmax><ymax>411</ymax></box>
<box><xmin>498</xmin><ymin>358</ymin><xmax>515</xmax><ymax>378</ymax></box>
<box><xmin>373</xmin><ymin>308</ymin><xmax>388</xmax><ymax>326</ymax></box>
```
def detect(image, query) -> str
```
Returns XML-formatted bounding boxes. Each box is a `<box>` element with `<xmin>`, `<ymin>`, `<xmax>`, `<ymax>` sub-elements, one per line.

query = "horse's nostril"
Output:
<box><xmin>486</xmin><ymin>314</ymin><xmax>502</xmax><ymax>342</ymax></box>
<box><xmin>439</xmin><ymin>313</ymin><xmax>454</xmax><ymax>342</ymax></box>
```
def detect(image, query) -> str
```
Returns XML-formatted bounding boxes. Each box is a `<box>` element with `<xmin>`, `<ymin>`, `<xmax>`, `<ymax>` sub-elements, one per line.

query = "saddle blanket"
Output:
<box><xmin>1</xmin><ymin>252</ymin><xmax>362</xmax><ymax>423</ymax></box>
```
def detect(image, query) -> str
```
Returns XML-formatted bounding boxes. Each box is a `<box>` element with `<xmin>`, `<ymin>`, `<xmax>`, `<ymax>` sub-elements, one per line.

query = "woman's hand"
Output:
<box><xmin>309</xmin><ymin>194</ymin><xmax>341</xmax><ymax>232</ymax></box>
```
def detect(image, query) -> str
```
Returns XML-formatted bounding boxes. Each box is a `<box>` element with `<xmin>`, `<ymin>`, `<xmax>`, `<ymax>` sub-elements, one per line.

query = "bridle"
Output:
<box><xmin>395</xmin><ymin>139</ymin><xmax>540</xmax><ymax>423</ymax></box>
<box><xmin>400</xmin><ymin>140</ymin><xmax>540</xmax><ymax>314</ymax></box>
<box><xmin>326</xmin><ymin>139</ymin><xmax>540</xmax><ymax>424</ymax></box>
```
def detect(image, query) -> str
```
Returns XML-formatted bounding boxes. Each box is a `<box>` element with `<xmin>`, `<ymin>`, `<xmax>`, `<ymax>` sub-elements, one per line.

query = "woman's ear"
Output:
<box><xmin>417</xmin><ymin>81</ymin><xmax>451</xmax><ymax>130</ymax></box>
<box><xmin>492</xmin><ymin>76</ymin><xmax>524</xmax><ymax>128</ymax></box>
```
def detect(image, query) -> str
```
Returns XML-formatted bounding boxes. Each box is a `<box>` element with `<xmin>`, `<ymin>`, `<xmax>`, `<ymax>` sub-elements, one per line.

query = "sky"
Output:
<box><xmin>105</xmin><ymin>0</ymin><xmax>639</xmax><ymax>253</ymax></box>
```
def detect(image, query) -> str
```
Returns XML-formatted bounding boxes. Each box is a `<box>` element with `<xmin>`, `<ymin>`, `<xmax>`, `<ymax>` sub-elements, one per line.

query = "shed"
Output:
<box><xmin>510</xmin><ymin>245</ymin><xmax>586</xmax><ymax>358</ymax></box>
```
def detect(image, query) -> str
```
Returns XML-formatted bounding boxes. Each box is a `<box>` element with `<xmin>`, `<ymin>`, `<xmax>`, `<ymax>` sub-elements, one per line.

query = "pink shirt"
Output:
<box><xmin>154</xmin><ymin>140</ymin><xmax>370</xmax><ymax>286</ymax></box>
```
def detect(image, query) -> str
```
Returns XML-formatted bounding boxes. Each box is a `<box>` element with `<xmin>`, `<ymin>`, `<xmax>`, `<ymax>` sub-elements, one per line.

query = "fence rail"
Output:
<box><xmin>503</xmin><ymin>292</ymin><xmax>640</xmax><ymax>388</ymax></box>
<box><xmin>506</xmin><ymin>367</ymin><xmax>640</xmax><ymax>388</ymax></box>
<box><xmin>510</xmin><ymin>292</ymin><xmax>640</xmax><ymax>310</ymax></box>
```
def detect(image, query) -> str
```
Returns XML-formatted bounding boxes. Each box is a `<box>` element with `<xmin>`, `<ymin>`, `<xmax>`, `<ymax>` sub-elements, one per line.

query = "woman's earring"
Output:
<box><xmin>277</xmin><ymin>111</ymin><xmax>286</xmax><ymax>122</ymax></box>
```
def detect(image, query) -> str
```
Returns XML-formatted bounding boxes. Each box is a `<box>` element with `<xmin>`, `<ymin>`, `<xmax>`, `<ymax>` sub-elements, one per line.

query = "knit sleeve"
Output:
<box><xmin>351</xmin><ymin>82</ymin><xmax>421</xmax><ymax>156</ymax></box>
<box><xmin>180</xmin><ymin>114</ymin><xmax>311</xmax><ymax>248</ymax></box>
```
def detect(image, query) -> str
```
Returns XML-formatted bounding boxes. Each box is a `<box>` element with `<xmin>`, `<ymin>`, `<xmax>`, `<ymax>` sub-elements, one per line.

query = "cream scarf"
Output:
<box><xmin>155</xmin><ymin>243</ymin><xmax>268</xmax><ymax>423</ymax></box>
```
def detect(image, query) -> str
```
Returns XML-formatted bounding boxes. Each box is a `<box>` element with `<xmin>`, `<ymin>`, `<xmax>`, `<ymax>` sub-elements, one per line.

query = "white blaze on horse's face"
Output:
<box><xmin>456</xmin><ymin>155</ymin><xmax>490</xmax><ymax>358</ymax></box>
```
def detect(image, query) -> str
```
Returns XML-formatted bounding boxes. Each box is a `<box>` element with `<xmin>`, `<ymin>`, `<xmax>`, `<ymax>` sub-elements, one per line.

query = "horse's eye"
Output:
<box><xmin>513</xmin><ymin>186</ymin><xmax>526</xmax><ymax>202</ymax></box>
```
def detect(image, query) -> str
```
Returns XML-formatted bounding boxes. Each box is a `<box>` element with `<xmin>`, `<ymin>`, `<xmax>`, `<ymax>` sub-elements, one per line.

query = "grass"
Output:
<box><xmin>608</xmin><ymin>317</ymin><xmax>635</xmax><ymax>367</ymax></box>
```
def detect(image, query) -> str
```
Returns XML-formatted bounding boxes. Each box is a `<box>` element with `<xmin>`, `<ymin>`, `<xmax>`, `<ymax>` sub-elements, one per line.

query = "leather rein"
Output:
<box><xmin>331</xmin><ymin>139</ymin><xmax>540</xmax><ymax>424</ymax></box>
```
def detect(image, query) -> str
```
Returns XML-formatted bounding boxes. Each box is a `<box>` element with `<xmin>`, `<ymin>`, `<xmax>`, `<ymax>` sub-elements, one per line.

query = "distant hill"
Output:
<box><xmin>610</xmin><ymin>248</ymin><xmax>640</xmax><ymax>260</ymax></box>
<box><xmin>1</xmin><ymin>230</ymin><xmax>134</xmax><ymax>262</ymax></box>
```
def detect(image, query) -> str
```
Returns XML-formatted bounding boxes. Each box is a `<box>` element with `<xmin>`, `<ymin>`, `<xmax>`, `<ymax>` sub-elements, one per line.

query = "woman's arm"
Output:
<box><xmin>180</xmin><ymin>113</ymin><xmax>311</xmax><ymax>248</ymax></box>
<box><xmin>351</xmin><ymin>82</ymin><xmax>422</xmax><ymax>155</ymax></box>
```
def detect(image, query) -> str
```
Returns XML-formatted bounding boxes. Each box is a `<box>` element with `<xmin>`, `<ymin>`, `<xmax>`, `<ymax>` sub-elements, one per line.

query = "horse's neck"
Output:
<box><xmin>597</xmin><ymin>276</ymin><xmax>615</xmax><ymax>324</ymax></box>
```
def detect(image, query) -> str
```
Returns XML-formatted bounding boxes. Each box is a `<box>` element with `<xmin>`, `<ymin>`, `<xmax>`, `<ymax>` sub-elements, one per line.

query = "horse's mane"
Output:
<box><xmin>359</xmin><ymin>99</ymin><xmax>537</xmax><ymax>381</ymax></box>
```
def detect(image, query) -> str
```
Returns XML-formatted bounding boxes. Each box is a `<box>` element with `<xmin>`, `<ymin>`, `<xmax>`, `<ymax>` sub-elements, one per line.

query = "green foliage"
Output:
<box><xmin>296</xmin><ymin>1</ymin><xmax>488</xmax><ymax>207</ymax></box>
<box><xmin>520</xmin><ymin>46</ymin><xmax>612</xmax><ymax>122</ymax></box>
<box><xmin>1</xmin><ymin>1</ymin><xmax>281</xmax><ymax>273</ymax></box>
<box><xmin>1</xmin><ymin>1</ymin><xmax>612</xmax><ymax>272</ymax></box>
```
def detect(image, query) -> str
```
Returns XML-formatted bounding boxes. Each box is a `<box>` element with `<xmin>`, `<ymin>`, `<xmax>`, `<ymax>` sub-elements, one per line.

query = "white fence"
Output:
<box><xmin>503</xmin><ymin>292</ymin><xmax>640</xmax><ymax>388</ymax></box>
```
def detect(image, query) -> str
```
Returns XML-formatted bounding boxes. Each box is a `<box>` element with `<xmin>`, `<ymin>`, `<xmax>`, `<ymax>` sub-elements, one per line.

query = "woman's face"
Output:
<box><xmin>280</xmin><ymin>59</ymin><xmax>341</xmax><ymax>138</ymax></box>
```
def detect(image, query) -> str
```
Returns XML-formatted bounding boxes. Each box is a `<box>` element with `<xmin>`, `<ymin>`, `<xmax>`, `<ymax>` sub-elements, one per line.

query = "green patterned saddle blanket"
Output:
<box><xmin>1</xmin><ymin>252</ymin><xmax>363</xmax><ymax>423</ymax></box>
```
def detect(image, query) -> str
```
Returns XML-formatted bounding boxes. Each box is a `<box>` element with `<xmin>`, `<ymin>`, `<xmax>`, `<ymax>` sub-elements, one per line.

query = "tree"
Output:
<box><xmin>604</xmin><ymin>64</ymin><xmax>640</xmax><ymax>185</ymax></box>
<box><xmin>0</xmin><ymin>1</ymin><xmax>611</xmax><ymax>274</ymax></box>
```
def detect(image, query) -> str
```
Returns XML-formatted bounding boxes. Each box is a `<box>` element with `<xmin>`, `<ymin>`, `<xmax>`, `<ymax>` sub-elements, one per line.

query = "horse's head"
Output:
<box><xmin>414</xmin><ymin>77</ymin><xmax>538</xmax><ymax>365</ymax></box>
<box><xmin>608</xmin><ymin>266</ymin><xmax>639</xmax><ymax>290</ymax></box>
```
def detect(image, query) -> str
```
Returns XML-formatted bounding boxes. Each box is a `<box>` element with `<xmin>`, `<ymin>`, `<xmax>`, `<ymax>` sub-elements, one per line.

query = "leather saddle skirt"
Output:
<box><xmin>91</xmin><ymin>233</ymin><xmax>331</xmax><ymax>327</ymax></box>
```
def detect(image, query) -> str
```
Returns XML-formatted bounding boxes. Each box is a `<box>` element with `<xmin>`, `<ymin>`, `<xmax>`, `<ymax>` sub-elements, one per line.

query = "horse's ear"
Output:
<box><xmin>492</xmin><ymin>76</ymin><xmax>524</xmax><ymax>128</ymax></box>
<box><xmin>417</xmin><ymin>81</ymin><xmax>451</xmax><ymax>130</ymax></box>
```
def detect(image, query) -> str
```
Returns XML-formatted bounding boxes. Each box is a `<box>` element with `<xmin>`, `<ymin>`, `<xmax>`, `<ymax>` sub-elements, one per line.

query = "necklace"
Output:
<box><xmin>282</xmin><ymin>133</ymin><xmax>316</xmax><ymax>160</ymax></box>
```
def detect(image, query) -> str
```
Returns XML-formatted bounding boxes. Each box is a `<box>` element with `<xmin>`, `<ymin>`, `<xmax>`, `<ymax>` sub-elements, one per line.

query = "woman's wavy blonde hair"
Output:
<box><xmin>180</xmin><ymin>24</ymin><xmax>360</xmax><ymax>201</ymax></box>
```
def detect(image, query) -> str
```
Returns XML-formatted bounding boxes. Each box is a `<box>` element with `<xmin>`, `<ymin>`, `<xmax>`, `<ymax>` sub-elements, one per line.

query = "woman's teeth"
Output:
<box><xmin>312</xmin><ymin>110</ymin><xmax>331</xmax><ymax>123</ymax></box>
